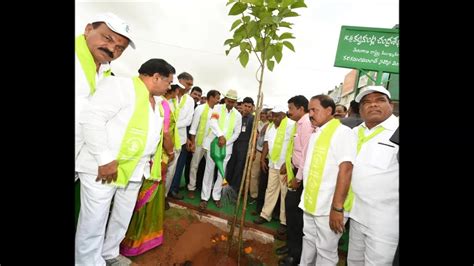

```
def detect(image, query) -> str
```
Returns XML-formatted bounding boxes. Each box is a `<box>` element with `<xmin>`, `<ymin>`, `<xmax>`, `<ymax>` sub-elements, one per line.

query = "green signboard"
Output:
<box><xmin>334</xmin><ymin>26</ymin><xmax>399</xmax><ymax>73</ymax></box>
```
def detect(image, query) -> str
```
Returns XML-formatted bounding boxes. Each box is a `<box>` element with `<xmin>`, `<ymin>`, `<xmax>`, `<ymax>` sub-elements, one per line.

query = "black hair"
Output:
<box><xmin>349</xmin><ymin>100</ymin><xmax>360</xmax><ymax>114</ymax></box>
<box><xmin>242</xmin><ymin>97</ymin><xmax>254</xmax><ymax>105</ymax></box>
<box><xmin>336</xmin><ymin>104</ymin><xmax>348</xmax><ymax>112</ymax></box>
<box><xmin>138</xmin><ymin>58</ymin><xmax>176</xmax><ymax>77</ymax></box>
<box><xmin>310</xmin><ymin>95</ymin><xmax>336</xmax><ymax>115</ymax></box>
<box><xmin>191</xmin><ymin>86</ymin><xmax>202</xmax><ymax>94</ymax></box>
<box><xmin>177</xmin><ymin>72</ymin><xmax>193</xmax><ymax>81</ymax></box>
<box><xmin>207</xmin><ymin>90</ymin><xmax>221</xmax><ymax>99</ymax></box>
<box><xmin>288</xmin><ymin>95</ymin><xmax>309</xmax><ymax>112</ymax></box>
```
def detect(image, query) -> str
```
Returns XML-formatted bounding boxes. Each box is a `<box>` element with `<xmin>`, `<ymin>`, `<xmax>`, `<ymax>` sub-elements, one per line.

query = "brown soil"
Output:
<box><xmin>130</xmin><ymin>207</ymin><xmax>279</xmax><ymax>266</ymax></box>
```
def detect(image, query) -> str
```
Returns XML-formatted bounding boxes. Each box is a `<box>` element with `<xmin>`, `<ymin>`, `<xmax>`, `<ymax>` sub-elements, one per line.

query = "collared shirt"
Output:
<box><xmin>350</xmin><ymin>115</ymin><xmax>399</xmax><ymax>237</ymax></box>
<box><xmin>170</xmin><ymin>93</ymin><xmax>195</xmax><ymax>146</ymax></box>
<box><xmin>256</xmin><ymin>121</ymin><xmax>269</xmax><ymax>152</ymax></box>
<box><xmin>264</xmin><ymin>119</ymin><xmax>295</xmax><ymax>170</ymax></box>
<box><xmin>292</xmin><ymin>113</ymin><xmax>316</xmax><ymax>181</ymax></box>
<box><xmin>203</xmin><ymin>104</ymin><xmax>242</xmax><ymax>154</ymax></box>
<box><xmin>75</xmin><ymin>55</ymin><xmax>111</xmax><ymax>159</ymax></box>
<box><xmin>298</xmin><ymin>121</ymin><xmax>357</xmax><ymax>216</ymax></box>
<box><xmin>189</xmin><ymin>103</ymin><xmax>213</xmax><ymax>147</ymax></box>
<box><xmin>76</xmin><ymin>76</ymin><xmax>164</xmax><ymax>182</ymax></box>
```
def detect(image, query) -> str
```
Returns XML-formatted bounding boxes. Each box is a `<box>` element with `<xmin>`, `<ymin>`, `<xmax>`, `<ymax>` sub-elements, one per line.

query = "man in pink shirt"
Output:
<box><xmin>277</xmin><ymin>95</ymin><xmax>316</xmax><ymax>266</ymax></box>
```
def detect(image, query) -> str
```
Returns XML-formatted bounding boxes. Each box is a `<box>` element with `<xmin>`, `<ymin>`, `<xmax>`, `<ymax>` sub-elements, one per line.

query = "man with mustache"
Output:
<box><xmin>76</xmin><ymin>12</ymin><xmax>135</xmax><ymax>164</ymax></box>
<box><xmin>347</xmin><ymin>85</ymin><xmax>399</xmax><ymax>265</ymax></box>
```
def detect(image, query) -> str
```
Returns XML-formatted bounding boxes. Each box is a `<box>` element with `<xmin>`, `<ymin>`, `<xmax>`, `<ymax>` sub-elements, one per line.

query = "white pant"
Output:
<box><xmin>300</xmin><ymin>213</ymin><xmax>348</xmax><ymax>265</ymax></box>
<box><xmin>165</xmin><ymin>148</ymin><xmax>182</xmax><ymax>195</ymax></box>
<box><xmin>347</xmin><ymin>219</ymin><xmax>398</xmax><ymax>266</ymax></box>
<box><xmin>187</xmin><ymin>145</ymin><xmax>206</xmax><ymax>191</ymax></box>
<box><xmin>75</xmin><ymin>173</ymin><xmax>141</xmax><ymax>265</ymax></box>
<box><xmin>201</xmin><ymin>150</ymin><xmax>231</xmax><ymax>201</ymax></box>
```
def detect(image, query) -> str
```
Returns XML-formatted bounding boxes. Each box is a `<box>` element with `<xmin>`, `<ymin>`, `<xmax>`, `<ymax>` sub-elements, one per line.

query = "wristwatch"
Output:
<box><xmin>331</xmin><ymin>206</ymin><xmax>344</xmax><ymax>213</ymax></box>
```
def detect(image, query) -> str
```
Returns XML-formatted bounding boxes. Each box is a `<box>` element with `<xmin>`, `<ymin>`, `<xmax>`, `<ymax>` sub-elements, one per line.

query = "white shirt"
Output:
<box><xmin>264</xmin><ymin>119</ymin><xmax>295</xmax><ymax>170</ymax></box>
<box><xmin>75</xmin><ymin>76</ymin><xmax>164</xmax><ymax>183</ymax></box>
<box><xmin>75</xmin><ymin>55</ymin><xmax>111</xmax><ymax>159</ymax></box>
<box><xmin>350</xmin><ymin>115</ymin><xmax>399</xmax><ymax>237</ymax></box>
<box><xmin>298</xmin><ymin>121</ymin><xmax>357</xmax><ymax>216</ymax></box>
<box><xmin>170</xmin><ymin>93</ymin><xmax>195</xmax><ymax>146</ymax></box>
<box><xmin>189</xmin><ymin>103</ymin><xmax>213</xmax><ymax>148</ymax></box>
<box><xmin>203</xmin><ymin>104</ymin><xmax>242</xmax><ymax>154</ymax></box>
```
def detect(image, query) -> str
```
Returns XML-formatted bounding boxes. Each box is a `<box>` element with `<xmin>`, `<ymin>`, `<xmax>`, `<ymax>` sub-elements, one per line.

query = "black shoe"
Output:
<box><xmin>278</xmin><ymin>256</ymin><xmax>296</xmax><ymax>266</ymax></box>
<box><xmin>275</xmin><ymin>245</ymin><xmax>289</xmax><ymax>255</ymax></box>
<box><xmin>277</xmin><ymin>224</ymin><xmax>287</xmax><ymax>235</ymax></box>
<box><xmin>169</xmin><ymin>191</ymin><xmax>184</xmax><ymax>200</ymax></box>
<box><xmin>165</xmin><ymin>198</ymin><xmax>170</xmax><ymax>210</ymax></box>
<box><xmin>275</xmin><ymin>232</ymin><xmax>287</xmax><ymax>241</ymax></box>
<box><xmin>253</xmin><ymin>216</ymin><xmax>268</xmax><ymax>224</ymax></box>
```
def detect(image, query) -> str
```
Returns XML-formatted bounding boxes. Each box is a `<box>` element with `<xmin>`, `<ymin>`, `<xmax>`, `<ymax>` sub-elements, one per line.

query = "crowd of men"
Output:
<box><xmin>75</xmin><ymin>12</ymin><xmax>399</xmax><ymax>266</ymax></box>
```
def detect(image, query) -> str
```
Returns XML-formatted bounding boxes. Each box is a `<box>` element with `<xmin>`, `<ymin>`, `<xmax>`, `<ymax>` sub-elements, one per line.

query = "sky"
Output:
<box><xmin>76</xmin><ymin>0</ymin><xmax>398</xmax><ymax>107</ymax></box>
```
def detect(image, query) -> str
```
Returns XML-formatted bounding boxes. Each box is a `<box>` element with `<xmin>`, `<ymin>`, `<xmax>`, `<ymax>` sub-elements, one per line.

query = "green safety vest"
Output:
<box><xmin>343</xmin><ymin>125</ymin><xmax>385</xmax><ymax>211</ymax></box>
<box><xmin>269</xmin><ymin>117</ymin><xmax>289</xmax><ymax>164</ymax></box>
<box><xmin>196</xmin><ymin>104</ymin><xmax>210</xmax><ymax>146</ymax></box>
<box><xmin>115</xmin><ymin>77</ymin><xmax>158</xmax><ymax>187</ymax></box>
<box><xmin>304</xmin><ymin>118</ymin><xmax>341</xmax><ymax>213</ymax></box>
<box><xmin>75</xmin><ymin>35</ymin><xmax>111</xmax><ymax>95</ymax></box>
<box><xmin>171</xmin><ymin>95</ymin><xmax>187</xmax><ymax>146</ymax></box>
<box><xmin>218</xmin><ymin>106</ymin><xmax>236</xmax><ymax>139</ymax></box>
<box><xmin>149</xmin><ymin>104</ymin><xmax>165</xmax><ymax>181</ymax></box>
<box><xmin>285</xmin><ymin>123</ymin><xmax>298</xmax><ymax>183</ymax></box>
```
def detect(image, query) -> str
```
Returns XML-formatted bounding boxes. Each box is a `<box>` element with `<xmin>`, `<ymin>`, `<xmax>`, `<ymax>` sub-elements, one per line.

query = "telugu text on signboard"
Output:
<box><xmin>334</xmin><ymin>26</ymin><xmax>399</xmax><ymax>73</ymax></box>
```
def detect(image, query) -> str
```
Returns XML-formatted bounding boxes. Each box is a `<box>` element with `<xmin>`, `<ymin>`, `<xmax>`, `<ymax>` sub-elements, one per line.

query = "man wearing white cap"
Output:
<box><xmin>348</xmin><ymin>85</ymin><xmax>399</xmax><ymax>265</ymax></box>
<box><xmin>254</xmin><ymin>105</ymin><xmax>294</xmax><ymax>228</ymax></box>
<box><xmin>76</xmin><ymin>12</ymin><xmax>136</xmax><ymax>168</ymax></box>
<box><xmin>199</xmin><ymin>89</ymin><xmax>242</xmax><ymax>209</ymax></box>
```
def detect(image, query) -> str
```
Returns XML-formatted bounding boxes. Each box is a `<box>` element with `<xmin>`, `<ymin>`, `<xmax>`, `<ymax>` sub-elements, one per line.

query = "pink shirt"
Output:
<box><xmin>292</xmin><ymin>113</ymin><xmax>316</xmax><ymax>181</ymax></box>
<box><xmin>161</xmin><ymin>99</ymin><xmax>171</xmax><ymax>133</ymax></box>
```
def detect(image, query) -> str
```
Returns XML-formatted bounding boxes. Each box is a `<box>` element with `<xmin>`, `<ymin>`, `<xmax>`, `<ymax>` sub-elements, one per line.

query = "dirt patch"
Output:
<box><xmin>130</xmin><ymin>207</ymin><xmax>279</xmax><ymax>265</ymax></box>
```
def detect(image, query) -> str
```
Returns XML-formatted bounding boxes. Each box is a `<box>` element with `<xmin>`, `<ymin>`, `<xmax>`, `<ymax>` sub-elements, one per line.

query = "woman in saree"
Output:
<box><xmin>120</xmin><ymin>86</ymin><xmax>179</xmax><ymax>256</ymax></box>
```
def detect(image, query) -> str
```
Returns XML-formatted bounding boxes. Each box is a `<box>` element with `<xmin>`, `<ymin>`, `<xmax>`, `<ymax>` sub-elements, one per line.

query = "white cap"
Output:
<box><xmin>91</xmin><ymin>12</ymin><xmax>136</xmax><ymax>49</ymax></box>
<box><xmin>272</xmin><ymin>105</ymin><xmax>287</xmax><ymax>113</ymax></box>
<box><xmin>355</xmin><ymin>85</ymin><xmax>391</xmax><ymax>103</ymax></box>
<box><xmin>173</xmin><ymin>78</ymin><xmax>185</xmax><ymax>89</ymax></box>
<box><xmin>225</xmin><ymin>89</ymin><xmax>238</xmax><ymax>100</ymax></box>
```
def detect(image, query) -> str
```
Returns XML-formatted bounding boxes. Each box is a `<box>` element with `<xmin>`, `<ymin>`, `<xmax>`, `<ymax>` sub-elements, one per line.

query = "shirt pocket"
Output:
<box><xmin>364</xmin><ymin>142</ymin><xmax>397</xmax><ymax>170</ymax></box>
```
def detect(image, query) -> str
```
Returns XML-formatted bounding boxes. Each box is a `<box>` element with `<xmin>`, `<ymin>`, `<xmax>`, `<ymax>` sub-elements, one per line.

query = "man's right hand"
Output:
<box><xmin>218</xmin><ymin>136</ymin><xmax>226</xmax><ymax>147</ymax></box>
<box><xmin>186</xmin><ymin>139</ymin><xmax>195</xmax><ymax>152</ymax></box>
<box><xmin>260</xmin><ymin>160</ymin><xmax>269</xmax><ymax>173</ymax></box>
<box><xmin>96</xmin><ymin>160</ymin><xmax>118</xmax><ymax>184</ymax></box>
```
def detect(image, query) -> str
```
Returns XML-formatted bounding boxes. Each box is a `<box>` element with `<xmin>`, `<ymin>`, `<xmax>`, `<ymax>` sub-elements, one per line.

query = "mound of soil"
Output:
<box><xmin>130</xmin><ymin>207</ymin><xmax>279</xmax><ymax>265</ymax></box>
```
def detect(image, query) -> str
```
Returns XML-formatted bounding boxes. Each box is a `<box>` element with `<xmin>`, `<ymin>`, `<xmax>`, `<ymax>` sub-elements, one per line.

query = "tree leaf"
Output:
<box><xmin>279</xmin><ymin>32</ymin><xmax>294</xmax><ymax>40</ymax></box>
<box><xmin>281</xmin><ymin>0</ymin><xmax>296</xmax><ymax>8</ymax></box>
<box><xmin>267</xmin><ymin>59</ymin><xmax>275</xmax><ymax>71</ymax></box>
<box><xmin>229</xmin><ymin>2</ymin><xmax>247</xmax><ymax>15</ymax></box>
<box><xmin>225</xmin><ymin>49</ymin><xmax>230</xmax><ymax>56</ymax></box>
<box><xmin>239</xmin><ymin>51</ymin><xmax>250</xmax><ymax>67</ymax></box>
<box><xmin>226</xmin><ymin>0</ymin><xmax>237</xmax><ymax>6</ymax></box>
<box><xmin>240</xmin><ymin>42</ymin><xmax>251</xmax><ymax>52</ymax></box>
<box><xmin>274</xmin><ymin>48</ymin><xmax>283</xmax><ymax>63</ymax></box>
<box><xmin>224</xmin><ymin>38</ymin><xmax>234</xmax><ymax>45</ymax></box>
<box><xmin>265</xmin><ymin>45</ymin><xmax>275</xmax><ymax>60</ymax></box>
<box><xmin>283</xmin><ymin>41</ymin><xmax>295</xmax><ymax>52</ymax></box>
<box><xmin>282</xmin><ymin>11</ymin><xmax>299</xmax><ymax>17</ymax></box>
<box><xmin>279</xmin><ymin>21</ymin><xmax>293</xmax><ymax>28</ymax></box>
<box><xmin>230</xmin><ymin>19</ymin><xmax>242</xmax><ymax>31</ymax></box>
<box><xmin>243</xmin><ymin>15</ymin><xmax>251</xmax><ymax>23</ymax></box>
<box><xmin>291</xmin><ymin>0</ymin><xmax>307</xmax><ymax>9</ymax></box>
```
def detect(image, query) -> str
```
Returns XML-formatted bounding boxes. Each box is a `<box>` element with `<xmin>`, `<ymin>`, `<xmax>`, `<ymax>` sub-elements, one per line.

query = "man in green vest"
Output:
<box><xmin>76</xmin><ymin>12</ymin><xmax>135</xmax><ymax>164</ymax></box>
<box><xmin>298</xmin><ymin>95</ymin><xmax>357</xmax><ymax>265</ymax></box>
<box><xmin>187</xmin><ymin>90</ymin><xmax>222</xmax><ymax>199</ymax></box>
<box><xmin>347</xmin><ymin>86</ymin><xmax>399</xmax><ymax>265</ymax></box>
<box><xmin>75</xmin><ymin>58</ymin><xmax>175</xmax><ymax>266</ymax></box>
<box><xmin>254</xmin><ymin>105</ymin><xmax>295</xmax><ymax>228</ymax></box>
<box><xmin>166</xmin><ymin>72</ymin><xmax>195</xmax><ymax>200</ymax></box>
<box><xmin>199</xmin><ymin>89</ymin><xmax>242</xmax><ymax>209</ymax></box>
